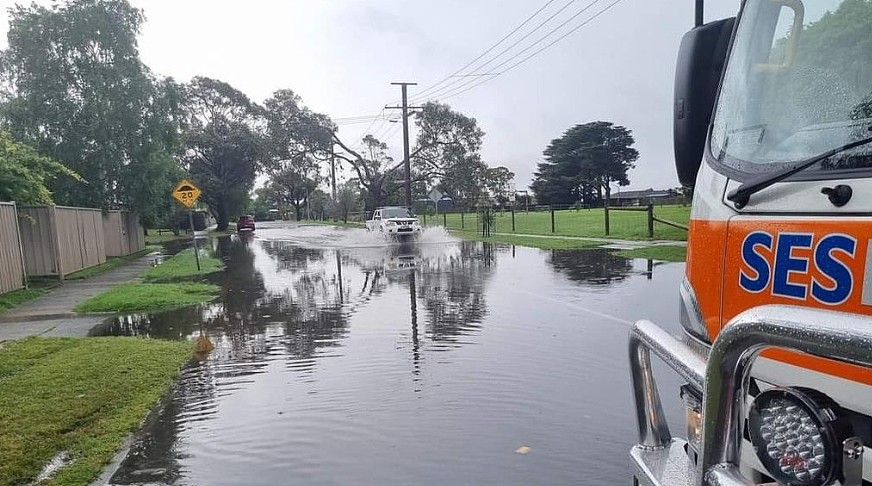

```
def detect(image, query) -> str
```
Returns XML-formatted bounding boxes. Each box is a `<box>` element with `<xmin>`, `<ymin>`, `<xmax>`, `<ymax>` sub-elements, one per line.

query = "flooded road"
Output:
<box><xmin>101</xmin><ymin>222</ymin><xmax>687</xmax><ymax>486</ymax></box>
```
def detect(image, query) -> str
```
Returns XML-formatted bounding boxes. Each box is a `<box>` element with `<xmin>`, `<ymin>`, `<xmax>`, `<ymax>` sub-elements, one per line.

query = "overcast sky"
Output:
<box><xmin>0</xmin><ymin>0</ymin><xmax>739</xmax><ymax>191</ymax></box>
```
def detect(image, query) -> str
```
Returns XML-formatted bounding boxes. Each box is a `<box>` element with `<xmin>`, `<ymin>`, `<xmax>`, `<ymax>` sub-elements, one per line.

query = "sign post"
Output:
<box><xmin>172</xmin><ymin>179</ymin><xmax>203</xmax><ymax>271</ymax></box>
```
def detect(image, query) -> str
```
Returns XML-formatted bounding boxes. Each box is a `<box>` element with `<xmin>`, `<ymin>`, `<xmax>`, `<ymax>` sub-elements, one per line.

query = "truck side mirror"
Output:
<box><xmin>674</xmin><ymin>17</ymin><xmax>735</xmax><ymax>188</ymax></box>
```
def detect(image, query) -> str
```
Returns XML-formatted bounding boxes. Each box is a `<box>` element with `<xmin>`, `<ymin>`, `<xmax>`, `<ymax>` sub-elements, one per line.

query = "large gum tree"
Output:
<box><xmin>181</xmin><ymin>76</ymin><xmax>265</xmax><ymax>231</ymax></box>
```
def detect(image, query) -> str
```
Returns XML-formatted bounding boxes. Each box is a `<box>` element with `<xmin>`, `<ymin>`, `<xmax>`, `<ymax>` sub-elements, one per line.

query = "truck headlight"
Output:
<box><xmin>385</xmin><ymin>221</ymin><xmax>396</xmax><ymax>226</ymax></box>
<box><xmin>748</xmin><ymin>387</ymin><xmax>851</xmax><ymax>486</ymax></box>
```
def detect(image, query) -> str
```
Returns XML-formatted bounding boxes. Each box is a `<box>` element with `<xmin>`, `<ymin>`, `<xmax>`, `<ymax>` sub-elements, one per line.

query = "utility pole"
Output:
<box><xmin>387</xmin><ymin>82</ymin><xmax>421</xmax><ymax>208</ymax></box>
<box><xmin>330</xmin><ymin>143</ymin><xmax>337</xmax><ymax>201</ymax></box>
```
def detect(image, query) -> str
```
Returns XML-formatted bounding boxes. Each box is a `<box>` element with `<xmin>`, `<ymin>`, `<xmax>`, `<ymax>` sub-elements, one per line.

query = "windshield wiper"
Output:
<box><xmin>727</xmin><ymin>134</ymin><xmax>872</xmax><ymax>209</ymax></box>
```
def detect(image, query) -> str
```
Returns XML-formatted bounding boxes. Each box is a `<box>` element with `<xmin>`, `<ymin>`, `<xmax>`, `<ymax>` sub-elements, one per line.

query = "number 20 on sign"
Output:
<box><xmin>172</xmin><ymin>179</ymin><xmax>202</xmax><ymax>208</ymax></box>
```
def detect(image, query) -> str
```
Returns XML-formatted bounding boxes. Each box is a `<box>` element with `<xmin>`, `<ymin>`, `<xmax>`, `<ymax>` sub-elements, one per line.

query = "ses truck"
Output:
<box><xmin>629</xmin><ymin>1</ymin><xmax>872</xmax><ymax>486</ymax></box>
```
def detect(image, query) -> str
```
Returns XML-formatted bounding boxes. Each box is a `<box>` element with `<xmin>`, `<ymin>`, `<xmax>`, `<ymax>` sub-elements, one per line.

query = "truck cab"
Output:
<box><xmin>630</xmin><ymin>1</ymin><xmax>872</xmax><ymax>485</ymax></box>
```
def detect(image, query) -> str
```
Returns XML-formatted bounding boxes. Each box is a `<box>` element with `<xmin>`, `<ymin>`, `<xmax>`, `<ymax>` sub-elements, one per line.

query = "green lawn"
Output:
<box><xmin>615</xmin><ymin>245</ymin><xmax>687</xmax><ymax>262</ymax></box>
<box><xmin>142</xmin><ymin>248</ymin><xmax>222</xmax><ymax>282</ymax></box>
<box><xmin>427</xmin><ymin>205</ymin><xmax>690</xmax><ymax>241</ymax></box>
<box><xmin>65</xmin><ymin>247</ymin><xmax>157</xmax><ymax>281</ymax></box>
<box><xmin>0</xmin><ymin>288</ymin><xmax>47</xmax><ymax>316</ymax></box>
<box><xmin>144</xmin><ymin>230</ymin><xmax>187</xmax><ymax>245</ymax></box>
<box><xmin>0</xmin><ymin>337</ymin><xmax>191</xmax><ymax>486</ymax></box>
<box><xmin>74</xmin><ymin>282</ymin><xmax>219</xmax><ymax>313</ymax></box>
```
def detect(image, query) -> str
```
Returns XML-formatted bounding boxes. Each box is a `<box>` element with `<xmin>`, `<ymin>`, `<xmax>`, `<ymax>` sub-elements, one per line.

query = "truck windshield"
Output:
<box><xmin>710</xmin><ymin>0</ymin><xmax>872</xmax><ymax>177</ymax></box>
<box><xmin>381</xmin><ymin>207</ymin><xmax>414</xmax><ymax>218</ymax></box>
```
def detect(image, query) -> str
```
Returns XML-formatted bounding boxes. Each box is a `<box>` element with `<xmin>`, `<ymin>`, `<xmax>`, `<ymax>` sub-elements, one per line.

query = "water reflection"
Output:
<box><xmin>104</xmin><ymin>229</ymin><xmax>677</xmax><ymax>485</ymax></box>
<box><xmin>548</xmin><ymin>248</ymin><xmax>661</xmax><ymax>285</ymax></box>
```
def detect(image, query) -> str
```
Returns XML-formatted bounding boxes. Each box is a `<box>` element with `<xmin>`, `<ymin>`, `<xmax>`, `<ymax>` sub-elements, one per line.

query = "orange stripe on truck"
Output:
<box><xmin>688</xmin><ymin>217</ymin><xmax>872</xmax><ymax>385</ymax></box>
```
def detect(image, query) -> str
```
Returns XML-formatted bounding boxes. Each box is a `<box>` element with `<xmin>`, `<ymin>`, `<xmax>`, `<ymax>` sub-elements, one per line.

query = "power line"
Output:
<box><xmin>411</xmin><ymin>0</ymin><xmax>560</xmax><ymax>101</ymax></box>
<box><xmin>409</xmin><ymin>0</ymin><xmax>586</xmax><ymax>103</ymax></box>
<box><xmin>434</xmin><ymin>0</ymin><xmax>626</xmax><ymax>103</ymax></box>
<box><xmin>420</xmin><ymin>0</ymin><xmax>602</xmax><ymax>101</ymax></box>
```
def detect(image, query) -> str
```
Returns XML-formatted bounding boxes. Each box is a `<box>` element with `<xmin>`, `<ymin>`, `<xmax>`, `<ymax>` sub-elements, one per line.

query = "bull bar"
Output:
<box><xmin>629</xmin><ymin>305</ymin><xmax>872</xmax><ymax>486</ymax></box>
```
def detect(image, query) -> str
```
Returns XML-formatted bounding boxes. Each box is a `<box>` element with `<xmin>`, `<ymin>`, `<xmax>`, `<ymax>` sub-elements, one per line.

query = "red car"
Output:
<box><xmin>236</xmin><ymin>215</ymin><xmax>255</xmax><ymax>232</ymax></box>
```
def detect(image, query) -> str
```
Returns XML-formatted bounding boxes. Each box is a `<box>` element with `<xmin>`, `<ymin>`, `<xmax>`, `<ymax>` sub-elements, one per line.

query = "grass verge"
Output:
<box><xmin>144</xmin><ymin>229</ymin><xmax>187</xmax><ymax>245</ymax></box>
<box><xmin>208</xmin><ymin>222</ymin><xmax>237</xmax><ymax>236</ymax></box>
<box><xmin>0</xmin><ymin>337</ymin><xmax>191</xmax><ymax>486</ymax></box>
<box><xmin>449</xmin><ymin>230</ymin><xmax>603</xmax><ymax>250</ymax></box>
<box><xmin>614</xmin><ymin>245</ymin><xmax>687</xmax><ymax>263</ymax></box>
<box><xmin>74</xmin><ymin>282</ymin><xmax>219</xmax><ymax>313</ymax></box>
<box><xmin>65</xmin><ymin>248</ymin><xmax>156</xmax><ymax>281</ymax></box>
<box><xmin>142</xmin><ymin>248</ymin><xmax>222</xmax><ymax>282</ymax></box>
<box><xmin>0</xmin><ymin>288</ymin><xmax>47</xmax><ymax>316</ymax></box>
<box><xmin>430</xmin><ymin>205</ymin><xmax>690</xmax><ymax>241</ymax></box>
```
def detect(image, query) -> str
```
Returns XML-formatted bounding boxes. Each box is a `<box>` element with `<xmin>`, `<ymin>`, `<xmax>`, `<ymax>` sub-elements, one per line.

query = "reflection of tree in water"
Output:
<box><xmin>108</xmin><ymin>238</ymin><xmax>352</xmax><ymax>484</ymax></box>
<box><xmin>260</xmin><ymin>240</ymin><xmax>324</xmax><ymax>271</ymax></box>
<box><xmin>416</xmin><ymin>241</ymin><xmax>495</xmax><ymax>344</ymax></box>
<box><xmin>547</xmin><ymin>248</ymin><xmax>633</xmax><ymax>286</ymax></box>
<box><xmin>211</xmin><ymin>235</ymin><xmax>267</xmax><ymax>327</ymax></box>
<box><xmin>258</xmin><ymin>241</ymin><xmax>350</xmax><ymax>366</ymax></box>
<box><xmin>92</xmin><ymin>305</ymin><xmax>204</xmax><ymax>339</ymax></box>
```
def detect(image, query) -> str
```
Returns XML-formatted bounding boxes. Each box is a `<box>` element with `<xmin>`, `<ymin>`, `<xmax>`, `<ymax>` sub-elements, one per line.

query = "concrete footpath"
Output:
<box><xmin>0</xmin><ymin>253</ymin><xmax>159</xmax><ymax>342</ymax></box>
<box><xmin>489</xmin><ymin>231</ymin><xmax>687</xmax><ymax>249</ymax></box>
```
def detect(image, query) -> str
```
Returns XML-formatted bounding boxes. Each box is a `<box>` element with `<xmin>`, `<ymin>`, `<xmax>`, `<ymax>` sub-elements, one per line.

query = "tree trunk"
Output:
<box><xmin>293</xmin><ymin>202</ymin><xmax>302</xmax><ymax>221</ymax></box>
<box><xmin>216</xmin><ymin>199</ymin><xmax>229</xmax><ymax>231</ymax></box>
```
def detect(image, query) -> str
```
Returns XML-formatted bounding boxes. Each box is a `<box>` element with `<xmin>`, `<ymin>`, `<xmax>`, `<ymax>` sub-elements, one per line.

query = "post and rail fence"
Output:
<box><xmin>318</xmin><ymin>202</ymin><xmax>689</xmax><ymax>242</ymax></box>
<box><xmin>420</xmin><ymin>202</ymin><xmax>690</xmax><ymax>241</ymax></box>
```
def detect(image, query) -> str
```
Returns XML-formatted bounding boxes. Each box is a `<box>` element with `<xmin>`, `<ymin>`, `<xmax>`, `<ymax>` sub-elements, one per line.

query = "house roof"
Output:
<box><xmin>611</xmin><ymin>189</ymin><xmax>674</xmax><ymax>200</ymax></box>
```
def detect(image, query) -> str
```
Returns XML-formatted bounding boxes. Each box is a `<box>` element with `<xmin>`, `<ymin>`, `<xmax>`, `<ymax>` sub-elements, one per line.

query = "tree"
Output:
<box><xmin>438</xmin><ymin>155</ymin><xmax>488</xmax><ymax>210</ymax></box>
<box><xmin>265</xmin><ymin>155</ymin><xmax>322</xmax><ymax>221</ymax></box>
<box><xmin>0</xmin><ymin>0</ymin><xmax>183</xmax><ymax>219</ymax></box>
<box><xmin>307</xmin><ymin>189</ymin><xmax>331</xmax><ymax>220</ymax></box>
<box><xmin>484</xmin><ymin>166</ymin><xmax>515</xmax><ymax>207</ymax></box>
<box><xmin>331</xmin><ymin>101</ymin><xmax>486</xmax><ymax>211</ymax></box>
<box><xmin>333</xmin><ymin>134</ymin><xmax>404</xmax><ymax>211</ymax></box>
<box><xmin>0</xmin><ymin>131</ymin><xmax>80</xmax><ymax>204</ymax></box>
<box><xmin>411</xmin><ymin>102</ymin><xmax>486</xmax><ymax>208</ymax></box>
<box><xmin>334</xmin><ymin>180</ymin><xmax>362</xmax><ymax>222</ymax></box>
<box><xmin>263</xmin><ymin>89</ymin><xmax>333</xmax><ymax>169</ymax></box>
<box><xmin>531</xmin><ymin>122</ymin><xmax>638</xmax><ymax>206</ymax></box>
<box><xmin>181</xmin><ymin>76</ymin><xmax>265</xmax><ymax>230</ymax></box>
<box><xmin>247</xmin><ymin>186</ymin><xmax>274</xmax><ymax>221</ymax></box>
<box><xmin>261</xmin><ymin>89</ymin><xmax>335</xmax><ymax>219</ymax></box>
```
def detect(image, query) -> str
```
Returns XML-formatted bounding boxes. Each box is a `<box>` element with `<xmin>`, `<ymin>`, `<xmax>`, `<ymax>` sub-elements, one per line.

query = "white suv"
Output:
<box><xmin>365</xmin><ymin>206</ymin><xmax>423</xmax><ymax>238</ymax></box>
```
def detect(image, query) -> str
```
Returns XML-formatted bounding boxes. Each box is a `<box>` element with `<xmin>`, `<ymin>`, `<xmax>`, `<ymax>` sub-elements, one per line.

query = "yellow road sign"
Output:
<box><xmin>172</xmin><ymin>179</ymin><xmax>202</xmax><ymax>208</ymax></box>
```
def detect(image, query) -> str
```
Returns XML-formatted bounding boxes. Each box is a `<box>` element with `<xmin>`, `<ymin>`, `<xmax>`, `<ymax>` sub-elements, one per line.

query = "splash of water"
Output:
<box><xmin>257</xmin><ymin>223</ymin><xmax>459</xmax><ymax>250</ymax></box>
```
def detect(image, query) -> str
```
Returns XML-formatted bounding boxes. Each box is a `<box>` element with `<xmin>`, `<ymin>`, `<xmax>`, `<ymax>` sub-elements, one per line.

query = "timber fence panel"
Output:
<box><xmin>19</xmin><ymin>206</ymin><xmax>107</xmax><ymax>277</ymax></box>
<box><xmin>0</xmin><ymin>202</ymin><xmax>25</xmax><ymax>294</ymax></box>
<box><xmin>125</xmin><ymin>212</ymin><xmax>145</xmax><ymax>253</ymax></box>
<box><xmin>18</xmin><ymin>206</ymin><xmax>59</xmax><ymax>277</ymax></box>
<box><xmin>103</xmin><ymin>211</ymin><xmax>145</xmax><ymax>257</ymax></box>
<box><xmin>55</xmin><ymin>206</ymin><xmax>105</xmax><ymax>273</ymax></box>
<box><xmin>103</xmin><ymin>211</ymin><xmax>124</xmax><ymax>257</ymax></box>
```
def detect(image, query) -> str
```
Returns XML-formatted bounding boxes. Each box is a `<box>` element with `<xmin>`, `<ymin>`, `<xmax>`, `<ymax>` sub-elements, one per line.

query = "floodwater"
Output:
<box><xmin>98</xmin><ymin>222</ymin><xmax>688</xmax><ymax>486</ymax></box>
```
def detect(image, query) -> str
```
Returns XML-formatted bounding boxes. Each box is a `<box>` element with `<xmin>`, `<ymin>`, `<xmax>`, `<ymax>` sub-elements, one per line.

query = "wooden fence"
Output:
<box><xmin>0</xmin><ymin>202</ymin><xmax>26</xmax><ymax>294</ymax></box>
<box><xmin>18</xmin><ymin>206</ymin><xmax>107</xmax><ymax>280</ymax></box>
<box><xmin>103</xmin><ymin>210</ymin><xmax>145</xmax><ymax>257</ymax></box>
